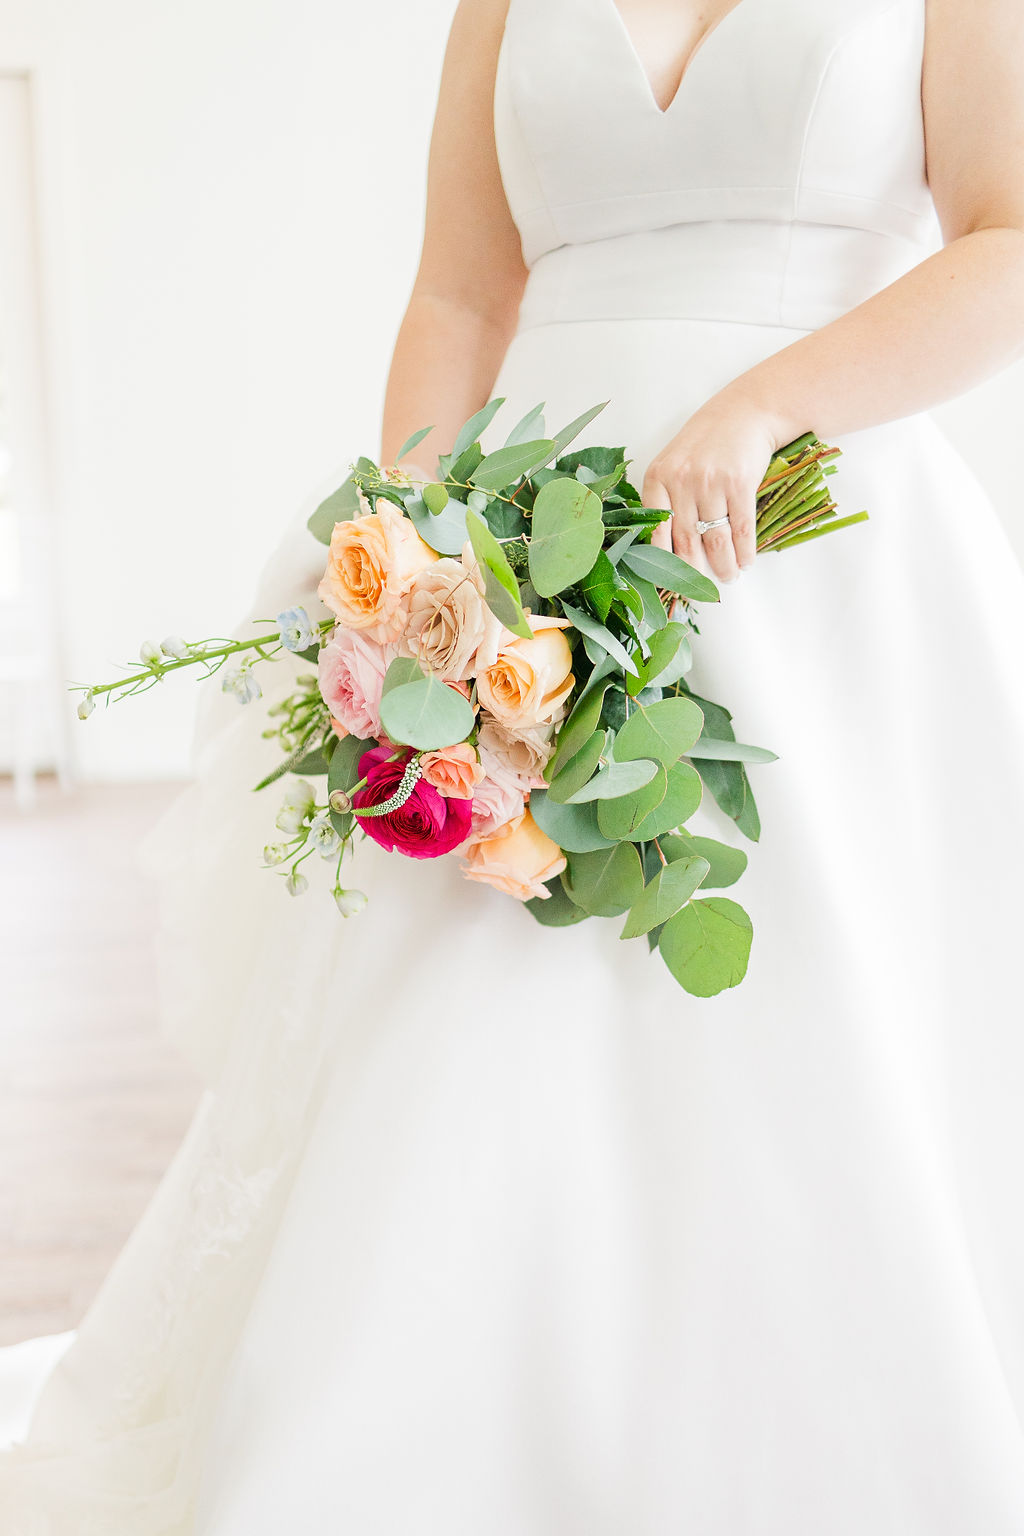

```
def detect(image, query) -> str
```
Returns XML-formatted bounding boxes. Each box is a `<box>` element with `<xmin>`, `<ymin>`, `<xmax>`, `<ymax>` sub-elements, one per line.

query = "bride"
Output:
<box><xmin>5</xmin><ymin>0</ymin><xmax>1024</xmax><ymax>1530</ymax></box>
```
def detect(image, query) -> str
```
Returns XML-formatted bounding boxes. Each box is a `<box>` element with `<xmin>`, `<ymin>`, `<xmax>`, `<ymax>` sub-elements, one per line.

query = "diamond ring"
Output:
<box><xmin>695</xmin><ymin>515</ymin><xmax>731</xmax><ymax>536</ymax></box>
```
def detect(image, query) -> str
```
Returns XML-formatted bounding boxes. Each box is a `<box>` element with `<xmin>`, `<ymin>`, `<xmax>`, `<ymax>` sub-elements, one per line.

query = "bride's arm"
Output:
<box><xmin>649</xmin><ymin>0</ymin><xmax>1024</xmax><ymax>581</ymax></box>
<box><xmin>379</xmin><ymin>0</ymin><xmax>526</xmax><ymax>471</ymax></box>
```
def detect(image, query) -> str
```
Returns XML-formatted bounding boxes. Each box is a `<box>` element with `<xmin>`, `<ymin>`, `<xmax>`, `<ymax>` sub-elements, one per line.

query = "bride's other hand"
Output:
<box><xmin>644</xmin><ymin>396</ymin><xmax>783</xmax><ymax>583</ymax></box>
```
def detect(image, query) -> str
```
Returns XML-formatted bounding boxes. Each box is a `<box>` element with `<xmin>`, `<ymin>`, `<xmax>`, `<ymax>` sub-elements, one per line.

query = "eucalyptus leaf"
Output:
<box><xmin>658</xmin><ymin>896</ymin><xmax>753</xmax><ymax>996</ymax></box>
<box><xmin>619</xmin><ymin>856</ymin><xmax>711</xmax><ymax>939</ymax></box>
<box><xmin>451</xmin><ymin>398</ymin><xmax>504</xmax><ymax>460</ymax></box>
<box><xmin>528</xmin><ymin>788</ymin><xmax>615</xmax><ymax>853</ymax></box>
<box><xmin>504</xmin><ymin>401</ymin><xmax>546</xmax><ymax>446</ymax></box>
<box><xmin>422</xmin><ymin>481</ymin><xmax>449</xmax><ymax>515</ymax></box>
<box><xmin>621</xmin><ymin>544</ymin><xmax>720</xmax><ymax>603</ymax></box>
<box><xmin>660</xmin><ymin>831</ymin><xmax>748</xmax><ymax>889</ymax></box>
<box><xmin>545</xmin><ymin>677</ymin><xmax>611</xmax><ymax>780</ymax></box>
<box><xmin>685</xmin><ymin>737</ymin><xmax>778</xmax><ymax>764</ymax></box>
<box><xmin>544</xmin><ymin>400</ymin><xmax>610</xmax><ymax>463</ymax></box>
<box><xmin>613</xmin><ymin>696</ymin><xmax>705</xmax><ymax>767</ymax></box>
<box><xmin>395</xmin><ymin>424</ymin><xmax>434</xmax><ymax>464</ymax></box>
<box><xmin>528</xmin><ymin>478</ymin><xmax>605</xmax><ymax>597</ymax></box>
<box><xmin>379</xmin><ymin>674</ymin><xmax>475</xmax><ymax>751</ymax></box>
<box><xmin>525</xmin><ymin>875</ymin><xmax>588</xmax><ymax>927</ymax></box>
<box><xmin>407</xmin><ymin>493</ymin><xmax>470</xmax><ymax>555</ymax></box>
<box><xmin>470</xmin><ymin>438</ymin><xmax>555</xmax><ymax>491</ymax></box>
<box><xmin>628</xmin><ymin>622</ymin><xmax>690</xmax><ymax>697</ymax></box>
<box><xmin>560</xmin><ymin>600</ymin><xmax>639</xmax><ymax>677</ymax></box>
<box><xmin>465</xmin><ymin>509</ymin><xmax>532</xmax><ymax>639</ymax></box>
<box><xmin>381</xmin><ymin>656</ymin><xmax>424</xmax><ymax>697</ymax></box>
<box><xmin>563</xmin><ymin>841</ymin><xmax>644</xmax><ymax>918</ymax></box>
<box><xmin>307</xmin><ymin>473</ymin><xmax>362</xmax><ymax>544</ymax></box>
<box><xmin>599</xmin><ymin>760</ymin><xmax>702</xmax><ymax>841</ymax></box>
<box><xmin>547</xmin><ymin>729</ymin><xmax>608</xmax><ymax>804</ymax></box>
<box><xmin>564</xmin><ymin>756</ymin><xmax>659</xmax><ymax>803</ymax></box>
<box><xmin>592</xmin><ymin>762</ymin><xmax>668</xmax><ymax>840</ymax></box>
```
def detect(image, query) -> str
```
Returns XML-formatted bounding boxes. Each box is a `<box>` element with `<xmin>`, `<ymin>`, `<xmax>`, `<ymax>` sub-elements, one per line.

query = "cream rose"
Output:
<box><xmin>461</xmin><ymin>808</ymin><xmax>566</xmax><ymax>901</ymax></box>
<box><xmin>475</xmin><ymin>616</ymin><xmax>575</xmax><ymax>731</ymax></box>
<box><xmin>401</xmin><ymin>553</ymin><xmax>504</xmax><ymax>681</ymax></box>
<box><xmin>419</xmin><ymin>742</ymin><xmax>485</xmax><ymax>800</ymax></box>
<box><xmin>477</xmin><ymin>713</ymin><xmax>556</xmax><ymax>786</ymax></box>
<box><xmin>317</xmin><ymin>501</ymin><xmax>437</xmax><ymax>640</ymax></box>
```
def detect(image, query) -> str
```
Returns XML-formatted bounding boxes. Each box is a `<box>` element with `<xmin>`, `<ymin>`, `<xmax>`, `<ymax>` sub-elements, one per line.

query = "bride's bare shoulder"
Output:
<box><xmin>922</xmin><ymin>0</ymin><xmax>1024</xmax><ymax>243</ymax></box>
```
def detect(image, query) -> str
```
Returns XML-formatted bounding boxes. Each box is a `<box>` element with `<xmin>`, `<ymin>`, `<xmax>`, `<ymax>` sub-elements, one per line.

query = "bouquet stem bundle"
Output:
<box><xmin>756</xmin><ymin>433</ymin><xmax>868</xmax><ymax>552</ymax></box>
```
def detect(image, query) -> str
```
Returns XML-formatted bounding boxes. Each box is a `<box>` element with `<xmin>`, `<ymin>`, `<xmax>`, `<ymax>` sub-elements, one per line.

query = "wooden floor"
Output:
<box><xmin>0</xmin><ymin>777</ymin><xmax>200</xmax><ymax>1346</ymax></box>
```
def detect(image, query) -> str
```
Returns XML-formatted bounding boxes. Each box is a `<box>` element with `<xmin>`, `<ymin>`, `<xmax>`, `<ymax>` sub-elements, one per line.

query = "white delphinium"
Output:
<box><xmin>263</xmin><ymin>844</ymin><xmax>289</xmax><ymax>866</ymax></box>
<box><xmin>221</xmin><ymin>663</ymin><xmax>262</xmax><ymax>704</ymax></box>
<box><xmin>285</xmin><ymin>871</ymin><xmax>309</xmax><ymax>897</ymax></box>
<box><xmin>334</xmin><ymin>888</ymin><xmax>368</xmax><ymax>919</ymax></box>
<box><xmin>281</xmin><ymin>779</ymin><xmax>316</xmax><ymax>814</ymax></box>
<box><xmin>139</xmin><ymin>640</ymin><xmax>162</xmax><ymax>667</ymax></box>
<box><xmin>160</xmin><ymin>634</ymin><xmax>190</xmax><ymax>660</ymax></box>
<box><xmin>276</xmin><ymin>606</ymin><xmax>316</xmax><ymax>654</ymax></box>
<box><xmin>76</xmin><ymin>690</ymin><xmax>96</xmax><ymax>720</ymax></box>
<box><xmin>308</xmin><ymin>810</ymin><xmax>340</xmax><ymax>860</ymax></box>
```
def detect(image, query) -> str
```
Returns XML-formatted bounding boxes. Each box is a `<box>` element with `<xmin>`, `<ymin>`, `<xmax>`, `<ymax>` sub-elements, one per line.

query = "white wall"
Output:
<box><xmin>2</xmin><ymin>0</ymin><xmax>1022</xmax><ymax>779</ymax></box>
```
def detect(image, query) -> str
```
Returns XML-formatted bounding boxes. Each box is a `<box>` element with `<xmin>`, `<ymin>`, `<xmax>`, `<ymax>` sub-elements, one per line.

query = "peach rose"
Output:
<box><xmin>477</xmin><ymin>713</ymin><xmax>556</xmax><ymax>786</ymax></box>
<box><xmin>401</xmin><ymin>552</ymin><xmax>504</xmax><ymax>681</ymax></box>
<box><xmin>317</xmin><ymin>500</ymin><xmax>437</xmax><ymax>640</ymax></box>
<box><xmin>475</xmin><ymin>615</ymin><xmax>575</xmax><ymax>732</ymax></box>
<box><xmin>419</xmin><ymin>742</ymin><xmax>485</xmax><ymax>800</ymax></box>
<box><xmin>461</xmin><ymin>808</ymin><xmax>566</xmax><ymax>901</ymax></box>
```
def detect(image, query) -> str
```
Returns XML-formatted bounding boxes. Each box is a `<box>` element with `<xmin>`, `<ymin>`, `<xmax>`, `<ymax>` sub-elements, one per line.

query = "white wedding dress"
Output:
<box><xmin>5</xmin><ymin>0</ymin><xmax>1024</xmax><ymax>1530</ymax></box>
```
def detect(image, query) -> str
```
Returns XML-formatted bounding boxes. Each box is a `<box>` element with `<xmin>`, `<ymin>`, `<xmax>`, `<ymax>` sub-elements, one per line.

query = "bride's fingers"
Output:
<box><xmin>668</xmin><ymin>487</ymin><xmax>703</xmax><ymax>568</ymax></box>
<box><xmin>697</xmin><ymin>491</ymin><xmax>740</xmax><ymax>583</ymax></box>
<box><xmin>642</xmin><ymin>472</ymin><xmax>673</xmax><ymax>551</ymax></box>
<box><xmin>727</xmin><ymin>487</ymin><xmax>757</xmax><ymax>571</ymax></box>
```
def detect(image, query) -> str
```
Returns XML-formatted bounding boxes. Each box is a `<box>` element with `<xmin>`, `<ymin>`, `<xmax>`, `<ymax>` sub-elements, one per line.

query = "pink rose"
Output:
<box><xmin>467</xmin><ymin>742</ymin><xmax>527</xmax><ymax>843</ymax></box>
<box><xmin>317</xmin><ymin>627</ymin><xmax>397</xmax><ymax>741</ymax></box>
<box><xmin>419</xmin><ymin>742</ymin><xmax>485</xmax><ymax>800</ymax></box>
<box><xmin>353</xmin><ymin>746</ymin><xmax>472</xmax><ymax>859</ymax></box>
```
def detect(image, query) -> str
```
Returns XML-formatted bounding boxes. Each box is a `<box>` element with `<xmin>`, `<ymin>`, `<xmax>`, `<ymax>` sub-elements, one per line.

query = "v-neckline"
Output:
<box><xmin>602</xmin><ymin>0</ymin><xmax>747</xmax><ymax>118</ymax></box>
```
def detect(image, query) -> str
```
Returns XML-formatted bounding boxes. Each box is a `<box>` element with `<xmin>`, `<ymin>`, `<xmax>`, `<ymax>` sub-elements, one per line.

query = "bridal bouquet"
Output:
<box><xmin>76</xmin><ymin>398</ymin><xmax>866</xmax><ymax>997</ymax></box>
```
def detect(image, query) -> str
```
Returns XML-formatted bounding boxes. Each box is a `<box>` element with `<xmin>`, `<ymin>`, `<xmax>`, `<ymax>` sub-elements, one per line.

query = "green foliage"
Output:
<box><xmin>660</xmin><ymin>831</ymin><xmax>748</xmax><ymax>889</ymax></box>
<box><xmin>504</xmin><ymin>402</ymin><xmax>546</xmax><ymax>446</ymax></box>
<box><xmin>657</xmin><ymin>897</ymin><xmax>753</xmax><ymax>997</ymax></box>
<box><xmin>613</xmin><ymin>697</ymin><xmax>705</xmax><ymax>767</ymax></box>
<box><xmin>406</xmin><ymin>493</ymin><xmax>470</xmax><ymax>555</ymax></box>
<box><xmin>451</xmin><ymin>398</ymin><xmax>505</xmax><ymax>460</ymax></box>
<box><xmin>525</xmin><ymin>876</ymin><xmax>588</xmax><ymax>927</ymax></box>
<box><xmin>560</xmin><ymin>601</ymin><xmax>639</xmax><ymax>677</ymax></box>
<box><xmin>528</xmin><ymin>788</ymin><xmax>615</xmax><ymax>853</ymax></box>
<box><xmin>563</xmin><ymin>841</ymin><xmax>644</xmax><ymax>917</ymax></box>
<box><xmin>379</xmin><ymin>673</ymin><xmax>475</xmax><ymax>752</ymax></box>
<box><xmin>544</xmin><ymin>673</ymin><xmax>612</xmax><ymax>780</ymax></box>
<box><xmin>395</xmin><ymin>424</ymin><xmax>434</xmax><ymax>464</ymax></box>
<box><xmin>422</xmin><ymin>481</ymin><xmax>449</xmax><ymax>515</ymax></box>
<box><xmin>547</xmin><ymin>728</ymin><xmax>608</xmax><ymax>804</ymax></box>
<box><xmin>470</xmin><ymin>438</ymin><xmax>555</xmax><ymax>491</ymax></box>
<box><xmin>621</xmin><ymin>544</ymin><xmax>720</xmax><ymax>603</ymax></box>
<box><xmin>564</xmin><ymin>757</ymin><xmax>660</xmax><ymax>804</ymax></box>
<box><xmin>465</xmin><ymin>509</ymin><xmax>533</xmax><ymax>638</ymax></box>
<box><xmin>307</xmin><ymin>472</ymin><xmax>363</xmax><ymax>545</ymax></box>
<box><xmin>598</xmin><ymin>760</ymin><xmax>702</xmax><ymax>841</ymax></box>
<box><xmin>527</xmin><ymin>477</ymin><xmax>605</xmax><ymax>597</ymax></box>
<box><xmin>619</xmin><ymin>855</ymin><xmax>711</xmax><ymax>939</ymax></box>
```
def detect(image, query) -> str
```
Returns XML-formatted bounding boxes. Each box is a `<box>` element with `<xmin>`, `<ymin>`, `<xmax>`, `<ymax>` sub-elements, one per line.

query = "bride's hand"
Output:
<box><xmin>644</xmin><ymin>395</ymin><xmax>784</xmax><ymax>583</ymax></box>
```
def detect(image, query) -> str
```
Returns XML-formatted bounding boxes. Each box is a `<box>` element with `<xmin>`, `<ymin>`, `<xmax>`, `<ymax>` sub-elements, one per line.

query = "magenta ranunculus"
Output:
<box><xmin>352</xmin><ymin>746</ymin><xmax>472</xmax><ymax>859</ymax></box>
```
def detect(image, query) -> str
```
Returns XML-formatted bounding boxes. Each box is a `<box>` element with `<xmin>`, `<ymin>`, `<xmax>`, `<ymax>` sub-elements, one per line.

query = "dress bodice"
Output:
<box><xmin>494</xmin><ymin>0</ymin><xmax>942</xmax><ymax>331</ymax></box>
